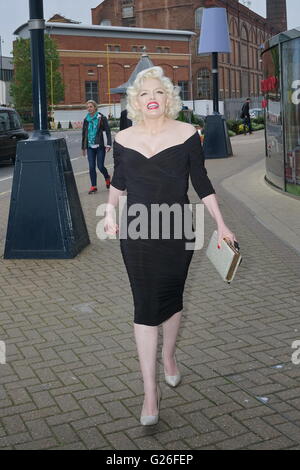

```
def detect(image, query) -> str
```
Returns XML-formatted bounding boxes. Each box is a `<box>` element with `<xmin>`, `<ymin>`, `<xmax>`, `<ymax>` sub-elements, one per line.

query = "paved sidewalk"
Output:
<box><xmin>0</xmin><ymin>132</ymin><xmax>300</xmax><ymax>450</ymax></box>
<box><xmin>222</xmin><ymin>142</ymin><xmax>300</xmax><ymax>254</ymax></box>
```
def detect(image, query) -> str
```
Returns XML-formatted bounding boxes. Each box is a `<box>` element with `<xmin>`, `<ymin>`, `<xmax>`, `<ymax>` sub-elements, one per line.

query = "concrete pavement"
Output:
<box><xmin>0</xmin><ymin>131</ymin><xmax>300</xmax><ymax>450</ymax></box>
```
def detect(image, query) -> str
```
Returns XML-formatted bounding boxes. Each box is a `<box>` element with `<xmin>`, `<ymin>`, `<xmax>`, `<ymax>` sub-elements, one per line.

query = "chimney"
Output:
<box><xmin>266</xmin><ymin>0</ymin><xmax>287</xmax><ymax>33</ymax></box>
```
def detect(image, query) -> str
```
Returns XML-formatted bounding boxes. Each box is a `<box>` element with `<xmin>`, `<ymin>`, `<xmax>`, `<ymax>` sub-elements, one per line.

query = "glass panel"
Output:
<box><xmin>282</xmin><ymin>37</ymin><xmax>300</xmax><ymax>196</ymax></box>
<box><xmin>10</xmin><ymin>111</ymin><xmax>21</xmax><ymax>130</ymax></box>
<box><xmin>197</xmin><ymin>69</ymin><xmax>211</xmax><ymax>99</ymax></box>
<box><xmin>178</xmin><ymin>81</ymin><xmax>189</xmax><ymax>101</ymax></box>
<box><xmin>195</xmin><ymin>8</ymin><xmax>204</xmax><ymax>30</ymax></box>
<box><xmin>241</xmin><ymin>43</ymin><xmax>248</xmax><ymax>67</ymax></box>
<box><xmin>241</xmin><ymin>71</ymin><xmax>249</xmax><ymax>97</ymax></box>
<box><xmin>262</xmin><ymin>45</ymin><xmax>284</xmax><ymax>190</ymax></box>
<box><xmin>85</xmin><ymin>81</ymin><xmax>98</xmax><ymax>102</ymax></box>
<box><xmin>0</xmin><ymin>111</ymin><xmax>10</xmax><ymax>131</ymax></box>
<box><xmin>122</xmin><ymin>6</ymin><xmax>134</xmax><ymax>18</ymax></box>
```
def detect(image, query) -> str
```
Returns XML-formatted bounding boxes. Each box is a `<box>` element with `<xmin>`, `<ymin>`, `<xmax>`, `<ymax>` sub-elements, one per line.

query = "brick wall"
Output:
<box><xmin>51</xmin><ymin>33</ymin><xmax>191</xmax><ymax>106</ymax></box>
<box><xmin>92</xmin><ymin>0</ymin><xmax>285</xmax><ymax>100</ymax></box>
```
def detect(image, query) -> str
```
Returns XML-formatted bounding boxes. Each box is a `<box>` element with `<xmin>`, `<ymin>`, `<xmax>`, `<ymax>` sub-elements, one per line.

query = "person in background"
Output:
<box><xmin>82</xmin><ymin>100</ymin><xmax>112</xmax><ymax>194</ymax></box>
<box><xmin>120</xmin><ymin>108</ymin><xmax>133</xmax><ymax>131</ymax></box>
<box><xmin>241</xmin><ymin>98</ymin><xmax>252</xmax><ymax>135</ymax></box>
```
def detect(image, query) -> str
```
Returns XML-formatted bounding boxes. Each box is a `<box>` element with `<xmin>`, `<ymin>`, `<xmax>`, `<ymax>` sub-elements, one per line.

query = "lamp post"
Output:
<box><xmin>198</xmin><ymin>8</ymin><xmax>232</xmax><ymax>158</ymax></box>
<box><xmin>0</xmin><ymin>36</ymin><xmax>3</xmax><ymax>83</ymax></box>
<box><xmin>97</xmin><ymin>64</ymin><xmax>103</xmax><ymax>104</ymax></box>
<box><xmin>4</xmin><ymin>0</ymin><xmax>90</xmax><ymax>259</ymax></box>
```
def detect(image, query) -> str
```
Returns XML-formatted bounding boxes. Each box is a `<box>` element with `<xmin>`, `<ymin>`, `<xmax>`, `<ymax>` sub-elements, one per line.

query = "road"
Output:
<box><xmin>0</xmin><ymin>130</ymin><xmax>115</xmax><ymax>197</ymax></box>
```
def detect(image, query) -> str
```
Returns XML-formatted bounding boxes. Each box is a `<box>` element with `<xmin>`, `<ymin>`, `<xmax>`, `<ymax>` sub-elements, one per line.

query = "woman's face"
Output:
<box><xmin>87</xmin><ymin>102</ymin><xmax>97</xmax><ymax>115</ymax></box>
<box><xmin>135</xmin><ymin>78</ymin><xmax>168</xmax><ymax>120</ymax></box>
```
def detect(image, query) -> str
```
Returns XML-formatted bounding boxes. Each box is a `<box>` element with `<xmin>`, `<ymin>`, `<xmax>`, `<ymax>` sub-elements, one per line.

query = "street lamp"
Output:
<box><xmin>4</xmin><ymin>0</ymin><xmax>90</xmax><ymax>259</ymax></box>
<box><xmin>97</xmin><ymin>64</ymin><xmax>103</xmax><ymax>104</ymax></box>
<box><xmin>198</xmin><ymin>7</ymin><xmax>232</xmax><ymax>158</ymax></box>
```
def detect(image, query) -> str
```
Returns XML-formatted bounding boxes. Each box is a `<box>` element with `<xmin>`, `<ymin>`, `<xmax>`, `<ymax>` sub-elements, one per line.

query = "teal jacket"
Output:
<box><xmin>81</xmin><ymin>112</ymin><xmax>112</xmax><ymax>150</ymax></box>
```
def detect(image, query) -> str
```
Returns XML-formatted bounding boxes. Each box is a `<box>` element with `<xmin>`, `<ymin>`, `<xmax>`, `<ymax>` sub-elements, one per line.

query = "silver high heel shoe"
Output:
<box><xmin>162</xmin><ymin>351</ymin><xmax>181</xmax><ymax>388</ymax></box>
<box><xmin>140</xmin><ymin>387</ymin><xmax>161</xmax><ymax>426</ymax></box>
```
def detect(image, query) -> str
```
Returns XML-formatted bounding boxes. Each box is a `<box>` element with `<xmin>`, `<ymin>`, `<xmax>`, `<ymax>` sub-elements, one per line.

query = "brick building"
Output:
<box><xmin>92</xmin><ymin>0</ymin><xmax>287</xmax><ymax>100</ymax></box>
<box><xmin>15</xmin><ymin>20</ymin><xmax>194</xmax><ymax>109</ymax></box>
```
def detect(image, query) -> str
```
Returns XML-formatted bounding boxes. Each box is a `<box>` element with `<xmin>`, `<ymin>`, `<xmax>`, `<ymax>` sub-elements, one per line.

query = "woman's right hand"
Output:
<box><xmin>104</xmin><ymin>214</ymin><xmax>119</xmax><ymax>236</ymax></box>
<box><xmin>82</xmin><ymin>149</ymin><xmax>86</xmax><ymax>157</ymax></box>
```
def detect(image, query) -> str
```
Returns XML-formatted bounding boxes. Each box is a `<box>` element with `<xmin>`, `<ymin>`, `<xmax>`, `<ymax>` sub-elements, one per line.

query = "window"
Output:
<box><xmin>85</xmin><ymin>81</ymin><xmax>98</xmax><ymax>102</ymax></box>
<box><xmin>0</xmin><ymin>69</ymin><xmax>13</xmax><ymax>81</ymax></box>
<box><xmin>241</xmin><ymin>71</ymin><xmax>250</xmax><ymax>97</ymax></box>
<box><xmin>132</xmin><ymin>46</ymin><xmax>138</xmax><ymax>52</ymax></box>
<box><xmin>107</xmin><ymin>44</ymin><xmax>120</xmax><ymax>52</ymax></box>
<box><xmin>241</xmin><ymin>43</ymin><xmax>249</xmax><ymax>67</ymax></box>
<box><xmin>195</xmin><ymin>7</ymin><xmax>204</xmax><ymax>30</ymax></box>
<box><xmin>156</xmin><ymin>47</ymin><xmax>162</xmax><ymax>53</ymax></box>
<box><xmin>241</xmin><ymin>25</ymin><xmax>248</xmax><ymax>41</ymax></box>
<box><xmin>163</xmin><ymin>47</ymin><xmax>170</xmax><ymax>53</ymax></box>
<box><xmin>178</xmin><ymin>81</ymin><xmax>189</xmax><ymax>101</ymax></box>
<box><xmin>9</xmin><ymin>111</ymin><xmax>21</xmax><ymax>130</ymax></box>
<box><xmin>197</xmin><ymin>69</ymin><xmax>211</xmax><ymax>99</ymax></box>
<box><xmin>100</xmin><ymin>19</ymin><xmax>111</xmax><ymax>26</ymax></box>
<box><xmin>122</xmin><ymin>6</ymin><xmax>134</xmax><ymax>18</ymax></box>
<box><xmin>231</xmin><ymin>70</ymin><xmax>236</xmax><ymax>98</ymax></box>
<box><xmin>0</xmin><ymin>111</ymin><xmax>10</xmax><ymax>131</ymax></box>
<box><xmin>241</xmin><ymin>25</ymin><xmax>249</xmax><ymax>67</ymax></box>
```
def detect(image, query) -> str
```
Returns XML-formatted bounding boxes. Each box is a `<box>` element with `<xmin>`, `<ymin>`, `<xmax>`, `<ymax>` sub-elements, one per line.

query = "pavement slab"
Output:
<box><xmin>0</xmin><ymin>131</ymin><xmax>300</xmax><ymax>449</ymax></box>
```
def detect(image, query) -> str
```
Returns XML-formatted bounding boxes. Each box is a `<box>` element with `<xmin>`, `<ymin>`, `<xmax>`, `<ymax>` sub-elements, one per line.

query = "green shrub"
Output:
<box><xmin>252</xmin><ymin>123</ymin><xmax>265</xmax><ymax>131</ymax></box>
<box><xmin>227</xmin><ymin>119</ymin><xmax>243</xmax><ymax>134</ymax></box>
<box><xmin>108</xmin><ymin>119</ymin><xmax>120</xmax><ymax>129</ymax></box>
<box><xmin>252</xmin><ymin>116</ymin><xmax>265</xmax><ymax>125</ymax></box>
<box><xmin>191</xmin><ymin>113</ymin><xmax>204</xmax><ymax>127</ymax></box>
<box><xmin>176</xmin><ymin>110</ymin><xmax>189</xmax><ymax>122</ymax></box>
<box><xmin>228</xmin><ymin>130</ymin><xmax>236</xmax><ymax>137</ymax></box>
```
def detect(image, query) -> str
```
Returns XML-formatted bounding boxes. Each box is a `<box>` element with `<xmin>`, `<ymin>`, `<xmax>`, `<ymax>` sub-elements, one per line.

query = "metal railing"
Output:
<box><xmin>224</xmin><ymin>96</ymin><xmax>263</xmax><ymax>120</ymax></box>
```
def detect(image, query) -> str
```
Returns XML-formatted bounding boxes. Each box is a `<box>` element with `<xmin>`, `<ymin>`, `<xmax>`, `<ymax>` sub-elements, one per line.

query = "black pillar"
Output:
<box><xmin>4</xmin><ymin>0</ymin><xmax>90</xmax><ymax>259</ymax></box>
<box><xmin>29</xmin><ymin>0</ymin><xmax>49</xmax><ymax>135</ymax></box>
<box><xmin>212</xmin><ymin>52</ymin><xmax>219</xmax><ymax>114</ymax></box>
<box><xmin>202</xmin><ymin>52</ymin><xmax>232</xmax><ymax>159</ymax></box>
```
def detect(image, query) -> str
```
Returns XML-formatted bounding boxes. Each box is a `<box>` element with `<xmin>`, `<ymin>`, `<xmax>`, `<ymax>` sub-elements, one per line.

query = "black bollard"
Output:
<box><xmin>4</xmin><ymin>0</ymin><xmax>90</xmax><ymax>259</ymax></box>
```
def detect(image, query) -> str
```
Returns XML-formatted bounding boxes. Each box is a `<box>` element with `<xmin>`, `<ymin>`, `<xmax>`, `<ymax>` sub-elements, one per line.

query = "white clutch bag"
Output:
<box><xmin>206</xmin><ymin>230</ymin><xmax>242</xmax><ymax>283</ymax></box>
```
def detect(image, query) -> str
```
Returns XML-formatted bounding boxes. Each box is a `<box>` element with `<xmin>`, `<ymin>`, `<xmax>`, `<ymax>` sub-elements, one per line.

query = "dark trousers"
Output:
<box><xmin>87</xmin><ymin>146</ymin><xmax>109</xmax><ymax>187</ymax></box>
<box><xmin>243</xmin><ymin>116</ymin><xmax>252</xmax><ymax>134</ymax></box>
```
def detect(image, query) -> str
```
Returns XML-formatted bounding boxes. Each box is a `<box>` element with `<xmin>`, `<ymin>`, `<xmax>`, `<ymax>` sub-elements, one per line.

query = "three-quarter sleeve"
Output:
<box><xmin>189</xmin><ymin>133</ymin><xmax>215</xmax><ymax>199</ymax></box>
<box><xmin>111</xmin><ymin>142</ymin><xmax>126</xmax><ymax>191</ymax></box>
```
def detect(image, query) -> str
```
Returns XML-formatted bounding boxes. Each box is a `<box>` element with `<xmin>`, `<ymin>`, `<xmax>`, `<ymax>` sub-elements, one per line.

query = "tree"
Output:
<box><xmin>10</xmin><ymin>35</ymin><xmax>64</xmax><ymax>116</ymax></box>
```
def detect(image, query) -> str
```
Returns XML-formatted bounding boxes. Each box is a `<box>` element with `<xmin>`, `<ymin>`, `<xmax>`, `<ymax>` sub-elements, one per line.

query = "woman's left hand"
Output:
<box><xmin>217</xmin><ymin>224</ymin><xmax>237</xmax><ymax>249</ymax></box>
<box><xmin>105</xmin><ymin>146</ymin><xmax>112</xmax><ymax>153</ymax></box>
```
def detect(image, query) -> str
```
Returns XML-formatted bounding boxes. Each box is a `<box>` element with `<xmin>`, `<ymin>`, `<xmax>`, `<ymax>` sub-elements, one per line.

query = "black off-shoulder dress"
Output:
<box><xmin>111</xmin><ymin>132</ymin><xmax>215</xmax><ymax>326</ymax></box>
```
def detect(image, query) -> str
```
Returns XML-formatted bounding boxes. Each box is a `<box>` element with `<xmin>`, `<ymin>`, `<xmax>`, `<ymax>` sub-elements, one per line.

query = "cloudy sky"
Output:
<box><xmin>0</xmin><ymin>0</ymin><xmax>299</xmax><ymax>57</ymax></box>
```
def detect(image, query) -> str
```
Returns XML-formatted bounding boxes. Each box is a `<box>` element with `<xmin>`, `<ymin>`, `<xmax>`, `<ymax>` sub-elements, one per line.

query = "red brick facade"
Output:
<box><xmin>14</xmin><ymin>21</ymin><xmax>191</xmax><ymax>107</ymax></box>
<box><xmin>92</xmin><ymin>0</ymin><xmax>286</xmax><ymax>99</ymax></box>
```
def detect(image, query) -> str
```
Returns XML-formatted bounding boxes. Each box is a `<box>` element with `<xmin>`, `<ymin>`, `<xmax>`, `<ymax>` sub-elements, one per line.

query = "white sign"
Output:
<box><xmin>0</xmin><ymin>341</ymin><xmax>6</xmax><ymax>365</ymax></box>
<box><xmin>291</xmin><ymin>80</ymin><xmax>300</xmax><ymax>105</ymax></box>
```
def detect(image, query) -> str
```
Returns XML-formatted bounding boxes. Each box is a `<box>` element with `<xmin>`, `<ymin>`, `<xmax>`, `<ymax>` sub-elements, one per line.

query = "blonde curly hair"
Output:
<box><xmin>126</xmin><ymin>66</ymin><xmax>182</xmax><ymax>122</ymax></box>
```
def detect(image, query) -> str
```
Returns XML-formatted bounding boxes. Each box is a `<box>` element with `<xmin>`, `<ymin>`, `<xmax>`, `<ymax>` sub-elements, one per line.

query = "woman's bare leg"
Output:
<box><xmin>134</xmin><ymin>323</ymin><xmax>159</xmax><ymax>416</ymax></box>
<box><xmin>162</xmin><ymin>310</ymin><xmax>182</xmax><ymax>375</ymax></box>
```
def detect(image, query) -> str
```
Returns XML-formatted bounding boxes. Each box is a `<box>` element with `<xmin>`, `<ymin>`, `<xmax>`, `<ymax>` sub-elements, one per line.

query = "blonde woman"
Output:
<box><xmin>104</xmin><ymin>67</ymin><xmax>237</xmax><ymax>425</ymax></box>
<box><xmin>82</xmin><ymin>100</ymin><xmax>112</xmax><ymax>194</ymax></box>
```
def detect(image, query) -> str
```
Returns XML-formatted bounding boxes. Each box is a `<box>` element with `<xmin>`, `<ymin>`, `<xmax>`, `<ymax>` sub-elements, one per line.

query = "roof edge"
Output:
<box><xmin>14</xmin><ymin>21</ymin><xmax>195</xmax><ymax>37</ymax></box>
